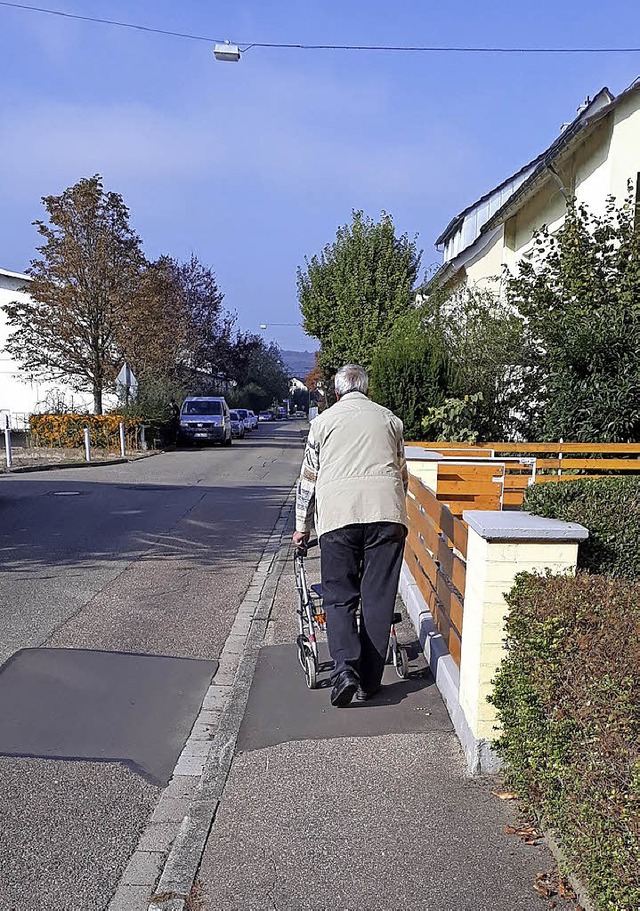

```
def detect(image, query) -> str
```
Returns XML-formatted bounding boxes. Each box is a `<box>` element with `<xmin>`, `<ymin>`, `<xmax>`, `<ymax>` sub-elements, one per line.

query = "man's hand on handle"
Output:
<box><xmin>292</xmin><ymin>531</ymin><xmax>309</xmax><ymax>548</ymax></box>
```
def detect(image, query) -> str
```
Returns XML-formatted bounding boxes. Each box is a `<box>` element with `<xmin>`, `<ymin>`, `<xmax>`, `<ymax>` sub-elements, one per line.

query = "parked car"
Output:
<box><xmin>247</xmin><ymin>410</ymin><xmax>258</xmax><ymax>429</ymax></box>
<box><xmin>259</xmin><ymin>410</ymin><xmax>273</xmax><ymax>422</ymax></box>
<box><xmin>179</xmin><ymin>396</ymin><xmax>232</xmax><ymax>446</ymax></box>
<box><xmin>234</xmin><ymin>408</ymin><xmax>253</xmax><ymax>433</ymax></box>
<box><xmin>229</xmin><ymin>411</ymin><xmax>245</xmax><ymax>439</ymax></box>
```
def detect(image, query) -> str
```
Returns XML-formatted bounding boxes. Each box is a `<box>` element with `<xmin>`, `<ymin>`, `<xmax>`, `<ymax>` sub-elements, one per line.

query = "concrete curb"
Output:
<box><xmin>398</xmin><ymin>563</ymin><xmax>500</xmax><ymax>774</ymax></box>
<box><xmin>106</xmin><ymin>487</ymin><xmax>296</xmax><ymax>911</ymax></box>
<box><xmin>2</xmin><ymin>450</ymin><xmax>162</xmax><ymax>475</ymax></box>
<box><xmin>541</xmin><ymin>825</ymin><xmax>596</xmax><ymax>911</ymax></box>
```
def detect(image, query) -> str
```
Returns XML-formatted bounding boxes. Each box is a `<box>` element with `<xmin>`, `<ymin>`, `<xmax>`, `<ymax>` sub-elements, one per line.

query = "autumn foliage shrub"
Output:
<box><xmin>30</xmin><ymin>413</ymin><xmax>141</xmax><ymax>449</ymax></box>
<box><xmin>490</xmin><ymin>573</ymin><xmax>640</xmax><ymax>911</ymax></box>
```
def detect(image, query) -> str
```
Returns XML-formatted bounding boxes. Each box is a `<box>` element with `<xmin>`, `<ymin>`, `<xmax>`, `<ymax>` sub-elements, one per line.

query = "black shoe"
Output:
<box><xmin>355</xmin><ymin>684</ymin><xmax>382</xmax><ymax>702</ymax></box>
<box><xmin>330</xmin><ymin>671</ymin><xmax>359</xmax><ymax>707</ymax></box>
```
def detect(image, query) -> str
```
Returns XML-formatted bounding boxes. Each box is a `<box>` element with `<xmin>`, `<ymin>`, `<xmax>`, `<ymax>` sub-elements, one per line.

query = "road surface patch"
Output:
<box><xmin>236</xmin><ymin>642</ymin><xmax>451</xmax><ymax>752</ymax></box>
<box><xmin>0</xmin><ymin>647</ymin><xmax>217</xmax><ymax>785</ymax></box>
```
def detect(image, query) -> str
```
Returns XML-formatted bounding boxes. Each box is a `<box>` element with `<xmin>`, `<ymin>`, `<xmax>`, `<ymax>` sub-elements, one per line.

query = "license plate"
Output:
<box><xmin>195</xmin><ymin>432</ymin><xmax>208</xmax><ymax>438</ymax></box>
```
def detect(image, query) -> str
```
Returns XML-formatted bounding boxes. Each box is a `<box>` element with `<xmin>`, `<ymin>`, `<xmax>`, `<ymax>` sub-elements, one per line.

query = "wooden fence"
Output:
<box><xmin>405</xmin><ymin>473</ymin><xmax>467</xmax><ymax>667</ymax></box>
<box><xmin>434</xmin><ymin>461</ymin><xmax>504</xmax><ymax>517</ymax></box>
<box><xmin>407</xmin><ymin>441</ymin><xmax>640</xmax><ymax>508</ymax></box>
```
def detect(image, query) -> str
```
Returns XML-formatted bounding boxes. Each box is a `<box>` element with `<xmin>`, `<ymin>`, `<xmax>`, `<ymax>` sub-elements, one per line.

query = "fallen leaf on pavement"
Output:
<box><xmin>492</xmin><ymin>790</ymin><xmax>519</xmax><ymax>800</ymax></box>
<box><xmin>504</xmin><ymin>822</ymin><xmax>543</xmax><ymax>845</ymax></box>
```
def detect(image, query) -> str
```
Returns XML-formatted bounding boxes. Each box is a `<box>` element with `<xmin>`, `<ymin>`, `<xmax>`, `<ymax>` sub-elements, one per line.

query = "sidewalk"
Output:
<box><xmin>196</xmin><ymin>541</ymin><xmax>578</xmax><ymax>911</ymax></box>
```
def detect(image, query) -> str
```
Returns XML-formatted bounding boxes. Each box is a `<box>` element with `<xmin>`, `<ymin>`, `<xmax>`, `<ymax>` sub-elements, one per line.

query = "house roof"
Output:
<box><xmin>482</xmin><ymin>80</ymin><xmax>640</xmax><ymax>233</ymax></box>
<box><xmin>434</xmin><ymin>86</ymin><xmax>615</xmax><ymax>248</ymax></box>
<box><xmin>0</xmin><ymin>267</ymin><xmax>31</xmax><ymax>281</ymax></box>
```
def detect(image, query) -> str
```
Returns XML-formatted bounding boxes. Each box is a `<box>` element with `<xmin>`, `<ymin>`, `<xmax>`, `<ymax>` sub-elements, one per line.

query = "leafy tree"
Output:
<box><xmin>370</xmin><ymin>309</ymin><xmax>452</xmax><ymax>439</ymax></box>
<box><xmin>226</xmin><ymin>338</ymin><xmax>289</xmax><ymax>411</ymax></box>
<box><xmin>506</xmin><ymin>196</ymin><xmax>640</xmax><ymax>442</ymax></box>
<box><xmin>304</xmin><ymin>352</ymin><xmax>324</xmax><ymax>395</ymax></box>
<box><xmin>291</xmin><ymin>387</ymin><xmax>309</xmax><ymax>413</ymax></box>
<box><xmin>242</xmin><ymin>340</ymin><xmax>289</xmax><ymax>404</ymax></box>
<box><xmin>178</xmin><ymin>254</ymin><xmax>236</xmax><ymax>379</ymax></box>
<box><xmin>2</xmin><ymin>175</ymin><xmax>143</xmax><ymax>413</ymax></box>
<box><xmin>421</xmin><ymin>393</ymin><xmax>484</xmax><ymax>443</ymax></box>
<box><xmin>122</xmin><ymin>256</ymin><xmax>190</xmax><ymax>382</ymax></box>
<box><xmin>424</xmin><ymin>287</ymin><xmax>538</xmax><ymax>441</ymax></box>
<box><xmin>297</xmin><ymin>210</ymin><xmax>422</xmax><ymax>375</ymax></box>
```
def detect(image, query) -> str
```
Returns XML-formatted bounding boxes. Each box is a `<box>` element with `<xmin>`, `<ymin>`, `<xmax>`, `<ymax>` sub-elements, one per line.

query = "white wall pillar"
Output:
<box><xmin>405</xmin><ymin>448</ymin><xmax>440</xmax><ymax>493</ymax></box>
<box><xmin>458</xmin><ymin>510</ymin><xmax>588</xmax><ymax>769</ymax></box>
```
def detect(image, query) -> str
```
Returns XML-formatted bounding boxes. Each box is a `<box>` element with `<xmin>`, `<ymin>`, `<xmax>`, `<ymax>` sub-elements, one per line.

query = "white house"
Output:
<box><xmin>427</xmin><ymin>79</ymin><xmax>640</xmax><ymax>294</ymax></box>
<box><xmin>0</xmin><ymin>267</ymin><xmax>94</xmax><ymax>425</ymax></box>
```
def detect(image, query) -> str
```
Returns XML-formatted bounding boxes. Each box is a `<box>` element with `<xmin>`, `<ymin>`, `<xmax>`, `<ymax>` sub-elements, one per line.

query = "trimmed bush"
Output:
<box><xmin>490</xmin><ymin>572</ymin><xmax>640</xmax><ymax>911</ymax></box>
<box><xmin>30</xmin><ymin>414</ymin><xmax>141</xmax><ymax>449</ymax></box>
<box><xmin>523</xmin><ymin>477</ymin><xmax>640</xmax><ymax>580</ymax></box>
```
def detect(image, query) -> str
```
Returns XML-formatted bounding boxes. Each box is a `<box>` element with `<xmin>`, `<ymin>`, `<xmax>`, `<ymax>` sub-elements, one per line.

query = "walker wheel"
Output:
<box><xmin>395</xmin><ymin>645</ymin><xmax>409</xmax><ymax>679</ymax></box>
<box><xmin>296</xmin><ymin>635</ymin><xmax>309</xmax><ymax>670</ymax></box>
<box><xmin>304</xmin><ymin>653</ymin><xmax>317</xmax><ymax>689</ymax></box>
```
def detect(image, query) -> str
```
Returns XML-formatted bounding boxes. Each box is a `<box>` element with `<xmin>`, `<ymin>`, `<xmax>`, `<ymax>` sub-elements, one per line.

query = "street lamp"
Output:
<box><xmin>259</xmin><ymin>322</ymin><xmax>299</xmax><ymax>329</ymax></box>
<box><xmin>213</xmin><ymin>41</ymin><xmax>241</xmax><ymax>62</ymax></box>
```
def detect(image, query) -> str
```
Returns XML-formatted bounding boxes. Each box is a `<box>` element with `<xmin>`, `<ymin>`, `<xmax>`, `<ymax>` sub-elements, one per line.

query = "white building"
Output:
<box><xmin>0</xmin><ymin>267</ymin><xmax>94</xmax><ymax>425</ymax></box>
<box><xmin>427</xmin><ymin>79</ymin><xmax>640</xmax><ymax>294</ymax></box>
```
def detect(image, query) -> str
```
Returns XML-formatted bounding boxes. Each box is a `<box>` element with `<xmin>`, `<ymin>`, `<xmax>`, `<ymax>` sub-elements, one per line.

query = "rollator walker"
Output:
<box><xmin>294</xmin><ymin>542</ymin><xmax>409</xmax><ymax>689</ymax></box>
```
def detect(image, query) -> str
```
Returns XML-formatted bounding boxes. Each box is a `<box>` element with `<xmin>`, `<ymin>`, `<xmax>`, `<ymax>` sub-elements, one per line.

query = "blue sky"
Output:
<box><xmin>2</xmin><ymin>1</ymin><xmax>640</xmax><ymax>351</ymax></box>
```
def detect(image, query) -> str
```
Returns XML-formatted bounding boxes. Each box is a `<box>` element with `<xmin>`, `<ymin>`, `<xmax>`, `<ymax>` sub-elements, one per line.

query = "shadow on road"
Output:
<box><xmin>0</xmin><ymin>478</ymin><xmax>293</xmax><ymax>575</ymax></box>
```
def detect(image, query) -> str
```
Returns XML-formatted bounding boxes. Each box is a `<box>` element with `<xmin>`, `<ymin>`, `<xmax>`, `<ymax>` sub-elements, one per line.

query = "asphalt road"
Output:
<box><xmin>0</xmin><ymin>421</ymin><xmax>304</xmax><ymax>911</ymax></box>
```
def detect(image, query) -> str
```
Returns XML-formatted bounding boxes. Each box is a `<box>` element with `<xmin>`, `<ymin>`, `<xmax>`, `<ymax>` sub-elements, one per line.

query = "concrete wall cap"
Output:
<box><xmin>463</xmin><ymin>509</ymin><xmax>589</xmax><ymax>542</ymax></box>
<box><xmin>404</xmin><ymin>447</ymin><xmax>442</xmax><ymax>461</ymax></box>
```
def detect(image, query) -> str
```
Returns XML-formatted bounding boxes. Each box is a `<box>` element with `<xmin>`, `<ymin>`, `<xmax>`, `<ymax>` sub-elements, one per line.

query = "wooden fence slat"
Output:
<box><xmin>535</xmin><ymin>474</ymin><xmax>607</xmax><ymax>483</ymax></box>
<box><xmin>410</xmin><ymin>440</ymin><xmax>640</xmax><ymax>455</ymax></box>
<box><xmin>436</xmin><ymin>573</ymin><xmax>464</xmax><ymax>635</ymax></box>
<box><xmin>448</xmin><ymin>630</ymin><xmax>462</xmax><ymax>667</ymax></box>
<box><xmin>435</xmin><ymin>538</ymin><xmax>466</xmax><ymax>596</ymax></box>
<box><xmin>437</xmin><ymin>480</ymin><xmax>505</xmax><ymax>495</ymax></box>
<box><xmin>488</xmin><ymin>442</ymin><xmax>640</xmax><ymax>454</ymax></box>
<box><xmin>406</xmin><ymin>497</ymin><xmax>440</xmax><ymax>553</ymax></box>
<box><xmin>554</xmin><ymin>458</ymin><xmax>640</xmax><ymax>471</ymax></box>
<box><xmin>503</xmin><ymin>475</ymin><xmax>534</xmax><ymax>489</ymax></box>
<box><xmin>437</xmin><ymin>465</ymin><xmax>504</xmax><ymax>479</ymax></box>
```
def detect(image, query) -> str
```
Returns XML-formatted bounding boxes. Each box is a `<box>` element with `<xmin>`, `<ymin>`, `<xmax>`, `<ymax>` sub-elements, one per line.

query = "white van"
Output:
<box><xmin>179</xmin><ymin>396</ymin><xmax>232</xmax><ymax>446</ymax></box>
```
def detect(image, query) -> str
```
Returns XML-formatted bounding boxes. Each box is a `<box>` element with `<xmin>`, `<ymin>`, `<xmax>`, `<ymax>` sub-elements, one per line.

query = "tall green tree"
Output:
<box><xmin>370</xmin><ymin>308</ymin><xmax>452</xmax><ymax>439</ymax></box>
<box><xmin>2</xmin><ymin>175</ymin><xmax>143</xmax><ymax>413</ymax></box>
<box><xmin>506</xmin><ymin>196</ymin><xmax>640</xmax><ymax>442</ymax></box>
<box><xmin>297</xmin><ymin>210</ymin><xmax>421</xmax><ymax>375</ymax></box>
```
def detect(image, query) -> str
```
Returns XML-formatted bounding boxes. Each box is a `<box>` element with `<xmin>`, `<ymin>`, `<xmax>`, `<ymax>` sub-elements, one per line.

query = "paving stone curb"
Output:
<box><xmin>1</xmin><ymin>450</ymin><xmax>162</xmax><ymax>475</ymax></box>
<box><xmin>106</xmin><ymin>487</ymin><xmax>295</xmax><ymax>911</ymax></box>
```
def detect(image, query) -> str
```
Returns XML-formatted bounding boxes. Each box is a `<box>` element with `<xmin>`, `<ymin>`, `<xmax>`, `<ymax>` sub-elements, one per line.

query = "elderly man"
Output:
<box><xmin>292</xmin><ymin>364</ymin><xmax>408</xmax><ymax>707</ymax></box>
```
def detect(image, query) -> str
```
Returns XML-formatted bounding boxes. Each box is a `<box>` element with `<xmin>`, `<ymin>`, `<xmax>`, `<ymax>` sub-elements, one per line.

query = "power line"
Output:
<box><xmin>242</xmin><ymin>42</ymin><xmax>640</xmax><ymax>54</ymax></box>
<box><xmin>2</xmin><ymin>0</ymin><xmax>640</xmax><ymax>55</ymax></box>
<box><xmin>0</xmin><ymin>1</ymin><xmax>223</xmax><ymax>43</ymax></box>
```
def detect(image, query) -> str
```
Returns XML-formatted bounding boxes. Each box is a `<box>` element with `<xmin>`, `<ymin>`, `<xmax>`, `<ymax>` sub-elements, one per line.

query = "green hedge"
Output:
<box><xmin>523</xmin><ymin>477</ymin><xmax>640</xmax><ymax>579</ymax></box>
<box><xmin>490</xmin><ymin>573</ymin><xmax>640</xmax><ymax>911</ymax></box>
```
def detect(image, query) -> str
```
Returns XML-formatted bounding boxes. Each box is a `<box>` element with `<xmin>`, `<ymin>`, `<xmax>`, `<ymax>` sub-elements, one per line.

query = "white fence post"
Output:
<box><xmin>83</xmin><ymin>427</ymin><xmax>91</xmax><ymax>463</ymax></box>
<box><xmin>3</xmin><ymin>416</ymin><xmax>12</xmax><ymax>470</ymax></box>
<box><xmin>119</xmin><ymin>421</ymin><xmax>126</xmax><ymax>458</ymax></box>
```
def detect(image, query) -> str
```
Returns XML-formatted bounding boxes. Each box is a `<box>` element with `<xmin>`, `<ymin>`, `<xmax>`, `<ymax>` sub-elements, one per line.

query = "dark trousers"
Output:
<box><xmin>320</xmin><ymin>522</ymin><xmax>407</xmax><ymax>689</ymax></box>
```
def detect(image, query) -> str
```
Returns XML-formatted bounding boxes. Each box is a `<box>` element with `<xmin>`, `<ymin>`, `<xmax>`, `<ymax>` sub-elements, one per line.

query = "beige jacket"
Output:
<box><xmin>295</xmin><ymin>392</ymin><xmax>409</xmax><ymax>538</ymax></box>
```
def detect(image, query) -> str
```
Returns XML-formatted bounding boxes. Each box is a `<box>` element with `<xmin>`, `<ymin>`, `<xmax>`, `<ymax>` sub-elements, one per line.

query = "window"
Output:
<box><xmin>182</xmin><ymin>400</ymin><xmax>222</xmax><ymax>415</ymax></box>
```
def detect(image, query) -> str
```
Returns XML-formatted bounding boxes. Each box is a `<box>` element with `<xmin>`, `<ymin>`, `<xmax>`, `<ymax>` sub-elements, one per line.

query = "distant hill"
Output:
<box><xmin>280</xmin><ymin>349</ymin><xmax>315</xmax><ymax>380</ymax></box>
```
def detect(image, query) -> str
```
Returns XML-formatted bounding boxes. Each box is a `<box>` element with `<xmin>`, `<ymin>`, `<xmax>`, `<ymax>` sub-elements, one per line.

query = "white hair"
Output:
<box><xmin>334</xmin><ymin>364</ymin><xmax>369</xmax><ymax>397</ymax></box>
